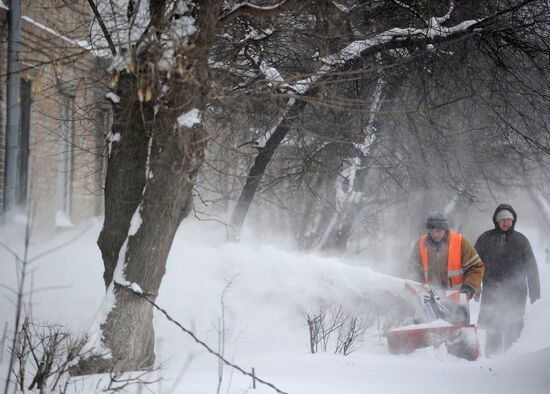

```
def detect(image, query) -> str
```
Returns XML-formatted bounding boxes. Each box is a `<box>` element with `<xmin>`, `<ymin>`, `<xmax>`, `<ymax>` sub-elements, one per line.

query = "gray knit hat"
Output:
<box><xmin>426</xmin><ymin>211</ymin><xmax>449</xmax><ymax>230</ymax></box>
<box><xmin>495</xmin><ymin>209</ymin><xmax>514</xmax><ymax>222</ymax></box>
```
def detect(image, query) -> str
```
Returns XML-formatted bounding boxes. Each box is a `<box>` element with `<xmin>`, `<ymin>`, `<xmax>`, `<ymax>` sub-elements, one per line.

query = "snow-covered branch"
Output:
<box><xmin>433</xmin><ymin>0</ymin><xmax>456</xmax><ymax>25</ymax></box>
<box><xmin>322</xmin><ymin>20</ymin><xmax>478</xmax><ymax>66</ymax></box>
<box><xmin>254</xmin><ymin>14</ymin><xmax>481</xmax><ymax>100</ymax></box>
<box><xmin>254</xmin><ymin>0</ymin><xmax>530</xmax><ymax>100</ymax></box>
<box><xmin>219</xmin><ymin>0</ymin><xmax>296</xmax><ymax>24</ymax></box>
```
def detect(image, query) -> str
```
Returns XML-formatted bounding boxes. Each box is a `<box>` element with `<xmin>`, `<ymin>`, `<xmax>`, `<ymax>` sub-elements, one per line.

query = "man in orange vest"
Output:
<box><xmin>406</xmin><ymin>212</ymin><xmax>484</xmax><ymax>300</ymax></box>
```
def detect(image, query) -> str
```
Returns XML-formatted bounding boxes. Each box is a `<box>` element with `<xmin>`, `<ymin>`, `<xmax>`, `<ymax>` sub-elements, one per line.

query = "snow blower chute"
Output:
<box><xmin>387</xmin><ymin>281</ymin><xmax>480</xmax><ymax>360</ymax></box>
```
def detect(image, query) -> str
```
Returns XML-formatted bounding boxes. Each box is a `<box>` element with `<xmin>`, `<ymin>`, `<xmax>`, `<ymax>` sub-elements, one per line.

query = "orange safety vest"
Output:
<box><xmin>419</xmin><ymin>231</ymin><xmax>463</xmax><ymax>289</ymax></box>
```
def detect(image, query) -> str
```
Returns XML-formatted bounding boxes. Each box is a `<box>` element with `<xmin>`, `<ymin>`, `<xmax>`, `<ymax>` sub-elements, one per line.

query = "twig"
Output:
<box><xmin>22</xmin><ymin>285</ymin><xmax>73</xmax><ymax>296</ymax></box>
<box><xmin>28</xmin><ymin>225</ymin><xmax>92</xmax><ymax>263</ymax></box>
<box><xmin>0</xmin><ymin>322</ymin><xmax>8</xmax><ymax>364</ymax></box>
<box><xmin>0</xmin><ymin>283</ymin><xmax>17</xmax><ymax>295</ymax></box>
<box><xmin>3</xmin><ymin>211</ymin><xmax>32</xmax><ymax>394</ymax></box>
<box><xmin>0</xmin><ymin>241</ymin><xmax>20</xmax><ymax>260</ymax></box>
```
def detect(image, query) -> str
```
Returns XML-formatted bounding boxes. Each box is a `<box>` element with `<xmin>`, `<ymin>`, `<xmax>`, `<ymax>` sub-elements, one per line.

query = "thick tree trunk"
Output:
<box><xmin>72</xmin><ymin>0</ymin><xmax>222</xmax><ymax>374</ymax></box>
<box><xmin>229</xmin><ymin>126</ymin><xmax>289</xmax><ymax>240</ymax></box>
<box><xmin>97</xmin><ymin>73</ymin><xmax>152</xmax><ymax>288</ymax></box>
<box><xmin>101</xmin><ymin>115</ymin><xmax>207</xmax><ymax>371</ymax></box>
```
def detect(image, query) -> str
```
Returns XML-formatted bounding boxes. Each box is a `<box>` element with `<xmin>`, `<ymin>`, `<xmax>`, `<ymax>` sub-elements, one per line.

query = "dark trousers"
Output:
<box><xmin>485</xmin><ymin>318</ymin><xmax>524</xmax><ymax>357</ymax></box>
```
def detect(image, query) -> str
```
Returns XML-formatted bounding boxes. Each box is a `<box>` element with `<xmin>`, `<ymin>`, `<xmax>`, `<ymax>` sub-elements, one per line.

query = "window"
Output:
<box><xmin>55</xmin><ymin>93</ymin><xmax>75</xmax><ymax>225</ymax></box>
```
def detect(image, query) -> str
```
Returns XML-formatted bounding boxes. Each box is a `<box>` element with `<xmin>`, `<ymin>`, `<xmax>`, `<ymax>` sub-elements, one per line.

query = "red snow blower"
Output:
<box><xmin>386</xmin><ymin>281</ymin><xmax>480</xmax><ymax>361</ymax></box>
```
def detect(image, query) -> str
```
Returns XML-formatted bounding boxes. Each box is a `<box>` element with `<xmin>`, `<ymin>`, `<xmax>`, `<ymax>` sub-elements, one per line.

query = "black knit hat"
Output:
<box><xmin>426</xmin><ymin>211</ymin><xmax>449</xmax><ymax>230</ymax></box>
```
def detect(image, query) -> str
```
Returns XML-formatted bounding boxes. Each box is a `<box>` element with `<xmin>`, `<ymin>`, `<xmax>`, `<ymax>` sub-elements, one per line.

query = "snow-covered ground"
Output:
<box><xmin>1</xmin><ymin>218</ymin><xmax>548</xmax><ymax>393</ymax></box>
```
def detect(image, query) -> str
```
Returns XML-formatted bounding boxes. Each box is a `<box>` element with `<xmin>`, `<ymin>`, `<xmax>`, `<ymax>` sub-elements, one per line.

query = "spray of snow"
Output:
<box><xmin>1</xmin><ymin>197</ymin><xmax>549</xmax><ymax>393</ymax></box>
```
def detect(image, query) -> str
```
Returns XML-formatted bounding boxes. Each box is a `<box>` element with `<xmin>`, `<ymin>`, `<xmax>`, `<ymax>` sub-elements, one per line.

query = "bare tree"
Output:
<box><xmin>78</xmin><ymin>0</ymin><xmax>301</xmax><ymax>373</ymax></box>
<box><xmin>225</xmin><ymin>0</ymin><xmax>550</xmax><ymax>243</ymax></box>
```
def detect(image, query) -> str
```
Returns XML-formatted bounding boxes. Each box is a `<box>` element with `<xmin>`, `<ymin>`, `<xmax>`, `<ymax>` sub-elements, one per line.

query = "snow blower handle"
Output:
<box><xmin>404</xmin><ymin>281</ymin><xmax>449</xmax><ymax>322</ymax></box>
<box><xmin>447</xmin><ymin>290</ymin><xmax>469</xmax><ymax>305</ymax></box>
<box><xmin>444</xmin><ymin>290</ymin><xmax>471</xmax><ymax>325</ymax></box>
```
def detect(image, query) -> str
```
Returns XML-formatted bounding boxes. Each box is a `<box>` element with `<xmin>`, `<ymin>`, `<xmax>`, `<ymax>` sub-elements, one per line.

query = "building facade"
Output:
<box><xmin>0</xmin><ymin>0</ymin><xmax>108</xmax><ymax>230</ymax></box>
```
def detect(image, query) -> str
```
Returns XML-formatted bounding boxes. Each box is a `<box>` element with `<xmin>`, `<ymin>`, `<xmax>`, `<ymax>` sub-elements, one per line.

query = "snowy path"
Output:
<box><xmin>1</xmin><ymin>220</ymin><xmax>548</xmax><ymax>393</ymax></box>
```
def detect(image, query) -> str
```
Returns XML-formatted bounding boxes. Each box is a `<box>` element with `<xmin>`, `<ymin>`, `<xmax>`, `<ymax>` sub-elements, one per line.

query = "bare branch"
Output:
<box><xmin>28</xmin><ymin>225</ymin><xmax>92</xmax><ymax>264</ymax></box>
<box><xmin>0</xmin><ymin>283</ymin><xmax>17</xmax><ymax>296</ymax></box>
<box><xmin>87</xmin><ymin>0</ymin><xmax>117</xmax><ymax>56</ymax></box>
<box><xmin>0</xmin><ymin>242</ymin><xmax>21</xmax><ymax>261</ymax></box>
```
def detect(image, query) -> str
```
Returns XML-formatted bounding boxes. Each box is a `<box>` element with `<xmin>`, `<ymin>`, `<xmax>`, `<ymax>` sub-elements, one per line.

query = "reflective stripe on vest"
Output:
<box><xmin>419</xmin><ymin>232</ymin><xmax>464</xmax><ymax>289</ymax></box>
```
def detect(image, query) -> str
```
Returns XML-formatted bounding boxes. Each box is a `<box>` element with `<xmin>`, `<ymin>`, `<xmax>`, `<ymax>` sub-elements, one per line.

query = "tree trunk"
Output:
<box><xmin>97</xmin><ymin>73</ymin><xmax>152</xmax><ymax>288</ymax></box>
<box><xmin>101</xmin><ymin>114</ymin><xmax>207</xmax><ymax>371</ymax></box>
<box><xmin>527</xmin><ymin>186</ymin><xmax>550</xmax><ymax>233</ymax></box>
<box><xmin>321</xmin><ymin>157</ymin><xmax>370</xmax><ymax>255</ymax></box>
<box><xmin>229</xmin><ymin>100</ymin><xmax>304</xmax><ymax>240</ymax></box>
<box><xmin>295</xmin><ymin>143</ymin><xmax>342</xmax><ymax>250</ymax></box>
<box><xmin>320</xmin><ymin>70</ymin><xmax>387</xmax><ymax>254</ymax></box>
<box><xmin>294</xmin><ymin>171</ymin><xmax>325</xmax><ymax>249</ymax></box>
<box><xmin>72</xmin><ymin>0</ymin><xmax>221</xmax><ymax>374</ymax></box>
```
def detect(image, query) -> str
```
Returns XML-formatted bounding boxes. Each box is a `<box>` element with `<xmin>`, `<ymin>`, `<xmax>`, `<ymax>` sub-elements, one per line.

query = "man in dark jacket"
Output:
<box><xmin>475</xmin><ymin>204</ymin><xmax>541</xmax><ymax>356</ymax></box>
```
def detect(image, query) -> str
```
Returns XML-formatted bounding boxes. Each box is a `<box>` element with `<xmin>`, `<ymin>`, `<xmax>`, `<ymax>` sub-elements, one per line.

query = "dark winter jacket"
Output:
<box><xmin>475</xmin><ymin>204</ymin><xmax>541</xmax><ymax>327</ymax></box>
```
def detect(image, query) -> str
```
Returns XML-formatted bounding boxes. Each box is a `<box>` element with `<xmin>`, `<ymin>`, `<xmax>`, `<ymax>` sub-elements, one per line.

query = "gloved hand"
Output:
<box><xmin>460</xmin><ymin>285</ymin><xmax>475</xmax><ymax>300</ymax></box>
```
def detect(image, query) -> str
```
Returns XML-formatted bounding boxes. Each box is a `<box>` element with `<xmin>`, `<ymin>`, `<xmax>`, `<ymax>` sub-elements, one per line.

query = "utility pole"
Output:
<box><xmin>3</xmin><ymin>0</ymin><xmax>22</xmax><ymax>216</ymax></box>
